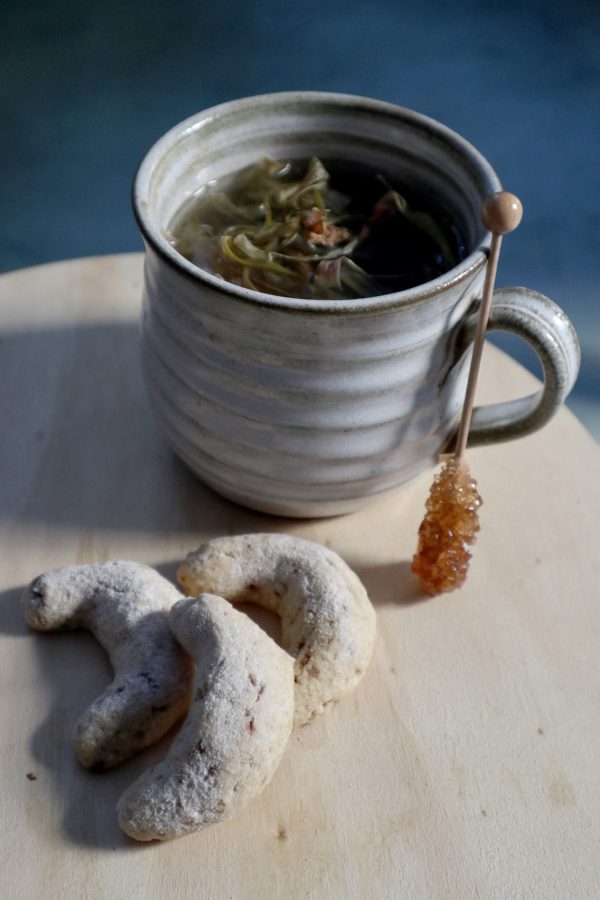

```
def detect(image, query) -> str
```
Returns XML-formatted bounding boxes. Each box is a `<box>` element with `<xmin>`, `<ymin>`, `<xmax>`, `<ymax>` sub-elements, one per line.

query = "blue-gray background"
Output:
<box><xmin>3</xmin><ymin>0</ymin><xmax>599</xmax><ymax>438</ymax></box>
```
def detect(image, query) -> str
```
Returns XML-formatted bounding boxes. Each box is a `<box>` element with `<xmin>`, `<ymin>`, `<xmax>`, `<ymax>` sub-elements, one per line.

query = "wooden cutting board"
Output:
<box><xmin>2</xmin><ymin>255</ymin><xmax>599</xmax><ymax>899</ymax></box>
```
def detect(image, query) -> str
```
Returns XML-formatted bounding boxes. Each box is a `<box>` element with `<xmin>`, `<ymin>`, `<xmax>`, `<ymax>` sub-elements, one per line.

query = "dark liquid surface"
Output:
<box><xmin>169</xmin><ymin>157</ymin><xmax>468</xmax><ymax>299</ymax></box>
<box><xmin>323</xmin><ymin>159</ymin><xmax>467</xmax><ymax>291</ymax></box>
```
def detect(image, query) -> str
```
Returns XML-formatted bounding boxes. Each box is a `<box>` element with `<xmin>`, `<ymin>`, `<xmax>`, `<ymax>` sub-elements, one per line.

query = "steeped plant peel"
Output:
<box><xmin>170</xmin><ymin>157</ymin><xmax>460</xmax><ymax>300</ymax></box>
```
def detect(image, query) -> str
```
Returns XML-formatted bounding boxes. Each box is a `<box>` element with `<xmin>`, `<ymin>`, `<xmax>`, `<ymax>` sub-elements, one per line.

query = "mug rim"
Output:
<box><xmin>133</xmin><ymin>91</ymin><xmax>499</xmax><ymax>314</ymax></box>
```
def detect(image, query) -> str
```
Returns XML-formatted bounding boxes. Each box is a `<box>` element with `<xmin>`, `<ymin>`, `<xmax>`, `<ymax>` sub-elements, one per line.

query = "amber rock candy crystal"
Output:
<box><xmin>411</xmin><ymin>457</ymin><xmax>483</xmax><ymax>595</ymax></box>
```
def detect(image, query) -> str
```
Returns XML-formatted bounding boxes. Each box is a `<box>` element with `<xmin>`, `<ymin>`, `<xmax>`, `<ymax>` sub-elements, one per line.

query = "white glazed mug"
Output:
<box><xmin>133</xmin><ymin>92</ymin><xmax>580</xmax><ymax>517</ymax></box>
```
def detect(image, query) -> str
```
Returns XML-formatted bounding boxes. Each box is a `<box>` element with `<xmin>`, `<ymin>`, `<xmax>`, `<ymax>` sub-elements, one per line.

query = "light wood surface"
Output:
<box><xmin>2</xmin><ymin>254</ymin><xmax>599</xmax><ymax>900</ymax></box>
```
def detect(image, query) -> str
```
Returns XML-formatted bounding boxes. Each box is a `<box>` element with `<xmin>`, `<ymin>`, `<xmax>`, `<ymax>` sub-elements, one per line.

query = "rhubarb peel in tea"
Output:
<box><xmin>168</xmin><ymin>156</ymin><xmax>466</xmax><ymax>300</ymax></box>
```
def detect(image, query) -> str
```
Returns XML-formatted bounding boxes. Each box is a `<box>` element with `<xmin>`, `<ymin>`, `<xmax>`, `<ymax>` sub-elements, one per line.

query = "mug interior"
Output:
<box><xmin>135</xmin><ymin>93</ymin><xmax>500</xmax><ymax>304</ymax></box>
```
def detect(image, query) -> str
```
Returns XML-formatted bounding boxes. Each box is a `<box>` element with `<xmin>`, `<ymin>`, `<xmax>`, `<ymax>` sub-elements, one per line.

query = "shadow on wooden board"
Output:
<box><xmin>3</xmin><ymin>321</ymin><xmax>304</xmax><ymax>536</ymax></box>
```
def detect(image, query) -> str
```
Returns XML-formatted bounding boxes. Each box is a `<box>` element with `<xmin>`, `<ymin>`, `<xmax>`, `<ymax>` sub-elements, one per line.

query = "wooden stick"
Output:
<box><xmin>454</xmin><ymin>191</ymin><xmax>523</xmax><ymax>460</ymax></box>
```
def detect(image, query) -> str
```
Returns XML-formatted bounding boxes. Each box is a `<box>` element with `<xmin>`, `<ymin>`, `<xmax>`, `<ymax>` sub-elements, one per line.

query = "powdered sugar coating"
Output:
<box><xmin>177</xmin><ymin>534</ymin><xmax>375</xmax><ymax>727</ymax></box>
<box><xmin>22</xmin><ymin>561</ymin><xmax>194</xmax><ymax>770</ymax></box>
<box><xmin>118</xmin><ymin>594</ymin><xmax>294</xmax><ymax>841</ymax></box>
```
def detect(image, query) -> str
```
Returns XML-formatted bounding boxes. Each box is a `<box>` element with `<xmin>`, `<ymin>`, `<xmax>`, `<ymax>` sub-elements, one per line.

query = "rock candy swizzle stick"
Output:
<box><xmin>412</xmin><ymin>192</ymin><xmax>523</xmax><ymax>595</ymax></box>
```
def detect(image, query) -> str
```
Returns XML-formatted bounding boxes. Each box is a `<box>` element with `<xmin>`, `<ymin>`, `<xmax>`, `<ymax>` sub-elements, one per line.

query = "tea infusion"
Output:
<box><xmin>169</xmin><ymin>157</ymin><xmax>466</xmax><ymax>300</ymax></box>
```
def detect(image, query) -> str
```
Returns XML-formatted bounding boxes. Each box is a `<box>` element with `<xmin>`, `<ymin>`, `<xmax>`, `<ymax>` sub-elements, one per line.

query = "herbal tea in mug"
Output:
<box><xmin>168</xmin><ymin>157</ymin><xmax>467</xmax><ymax>299</ymax></box>
<box><xmin>135</xmin><ymin>93</ymin><xmax>579</xmax><ymax>516</ymax></box>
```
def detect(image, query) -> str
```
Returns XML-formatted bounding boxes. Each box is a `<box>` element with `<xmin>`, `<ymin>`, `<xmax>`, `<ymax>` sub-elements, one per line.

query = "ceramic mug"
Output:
<box><xmin>133</xmin><ymin>92</ymin><xmax>580</xmax><ymax>517</ymax></box>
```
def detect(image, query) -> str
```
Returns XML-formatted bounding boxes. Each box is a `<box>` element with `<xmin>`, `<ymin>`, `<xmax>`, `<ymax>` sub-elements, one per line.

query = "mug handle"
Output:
<box><xmin>454</xmin><ymin>286</ymin><xmax>580</xmax><ymax>447</ymax></box>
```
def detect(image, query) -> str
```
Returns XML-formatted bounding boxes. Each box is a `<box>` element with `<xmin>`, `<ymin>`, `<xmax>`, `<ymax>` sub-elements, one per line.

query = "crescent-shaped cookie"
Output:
<box><xmin>22</xmin><ymin>561</ymin><xmax>194</xmax><ymax>770</ymax></box>
<box><xmin>117</xmin><ymin>594</ymin><xmax>294</xmax><ymax>841</ymax></box>
<box><xmin>176</xmin><ymin>534</ymin><xmax>376</xmax><ymax>727</ymax></box>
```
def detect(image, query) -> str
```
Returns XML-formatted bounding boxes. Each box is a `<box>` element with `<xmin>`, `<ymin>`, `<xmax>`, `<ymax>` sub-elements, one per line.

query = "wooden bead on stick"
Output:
<box><xmin>482</xmin><ymin>191</ymin><xmax>523</xmax><ymax>234</ymax></box>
